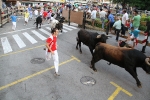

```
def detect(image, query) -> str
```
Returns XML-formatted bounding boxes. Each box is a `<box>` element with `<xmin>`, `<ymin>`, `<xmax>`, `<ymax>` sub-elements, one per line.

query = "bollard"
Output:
<box><xmin>83</xmin><ymin>11</ymin><xmax>86</xmax><ymax>29</ymax></box>
<box><xmin>68</xmin><ymin>8</ymin><xmax>71</xmax><ymax>26</ymax></box>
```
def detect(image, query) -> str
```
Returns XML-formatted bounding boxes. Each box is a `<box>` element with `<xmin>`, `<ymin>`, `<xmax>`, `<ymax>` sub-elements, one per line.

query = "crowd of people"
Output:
<box><xmin>83</xmin><ymin>5</ymin><xmax>148</xmax><ymax>49</ymax></box>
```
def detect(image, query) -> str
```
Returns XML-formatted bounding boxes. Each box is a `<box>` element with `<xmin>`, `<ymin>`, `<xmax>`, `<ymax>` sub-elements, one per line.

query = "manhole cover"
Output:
<box><xmin>30</xmin><ymin>58</ymin><xmax>45</xmax><ymax>64</ymax></box>
<box><xmin>80</xmin><ymin>76</ymin><xmax>96</xmax><ymax>86</ymax></box>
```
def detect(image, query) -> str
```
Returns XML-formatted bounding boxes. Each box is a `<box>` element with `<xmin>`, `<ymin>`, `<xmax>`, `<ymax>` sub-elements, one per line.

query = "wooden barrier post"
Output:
<box><xmin>0</xmin><ymin>9</ymin><xmax>2</xmax><ymax>28</ymax></box>
<box><xmin>83</xmin><ymin>11</ymin><xmax>86</xmax><ymax>29</ymax></box>
<box><xmin>7</xmin><ymin>7</ymin><xmax>9</xmax><ymax>23</ymax></box>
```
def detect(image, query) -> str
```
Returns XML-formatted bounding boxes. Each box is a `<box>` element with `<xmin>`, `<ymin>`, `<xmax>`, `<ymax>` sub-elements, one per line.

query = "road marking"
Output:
<box><xmin>23</xmin><ymin>32</ymin><xmax>37</xmax><ymax>44</ymax></box>
<box><xmin>0</xmin><ymin>56</ymin><xmax>80</xmax><ymax>91</ymax></box>
<box><xmin>0</xmin><ymin>24</ymin><xmax>50</xmax><ymax>36</ymax></box>
<box><xmin>63</xmin><ymin>26</ymin><xmax>72</xmax><ymax>31</ymax></box>
<box><xmin>12</xmin><ymin>34</ymin><xmax>26</xmax><ymax>48</ymax></box>
<box><xmin>0</xmin><ymin>45</ymin><xmax>45</xmax><ymax>58</ymax></box>
<box><xmin>46</xmin><ymin>27</ymin><xmax>51</xmax><ymax>31</ymax></box>
<box><xmin>63</xmin><ymin>24</ymin><xmax>77</xmax><ymax>29</ymax></box>
<box><xmin>31</xmin><ymin>30</ymin><xmax>47</xmax><ymax>40</ymax></box>
<box><xmin>62</xmin><ymin>29</ymin><xmax>67</xmax><ymax>33</ymax></box>
<box><xmin>46</xmin><ymin>27</ymin><xmax>67</xmax><ymax>34</ymax></box>
<box><xmin>108</xmin><ymin>82</ymin><xmax>132</xmax><ymax>100</ymax></box>
<box><xmin>39</xmin><ymin>28</ymin><xmax>50</xmax><ymax>36</ymax></box>
<box><xmin>1</xmin><ymin>37</ymin><xmax>13</xmax><ymax>54</ymax></box>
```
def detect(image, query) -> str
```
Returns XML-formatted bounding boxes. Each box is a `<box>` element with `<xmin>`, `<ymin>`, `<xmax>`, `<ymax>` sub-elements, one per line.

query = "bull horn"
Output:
<box><xmin>97</xmin><ymin>35</ymin><xmax>101</xmax><ymax>38</ymax></box>
<box><xmin>145</xmin><ymin>58</ymin><xmax>150</xmax><ymax>66</ymax></box>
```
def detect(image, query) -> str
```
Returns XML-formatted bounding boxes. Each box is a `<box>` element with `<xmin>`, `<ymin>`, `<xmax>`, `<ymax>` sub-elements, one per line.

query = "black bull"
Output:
<box><xmin>33</xmin><ymin>16</ymin><xmax>42</xmax><ymax>28</ymax></box>
<box><xmin>76</xmin><ymin>29</ymin><xmax>110</xmax><ymax>56</ymax></box>
<box><xmin>90</xmin><ymin>42</ymin><xmax>150</xmax><ymax>88</ymax></box>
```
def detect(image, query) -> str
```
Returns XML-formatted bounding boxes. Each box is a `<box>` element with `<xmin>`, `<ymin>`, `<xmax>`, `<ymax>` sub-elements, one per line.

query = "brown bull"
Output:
<box><xmin>90</xmin><ymin>42</ymin><xmax>150</xmax><ymax>88</ymax></box>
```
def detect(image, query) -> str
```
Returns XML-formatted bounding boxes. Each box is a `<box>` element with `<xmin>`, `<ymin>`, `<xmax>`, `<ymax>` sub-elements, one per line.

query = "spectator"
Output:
<box><xmin>132</xmin><ymin>10</ymin><xmax>141</xmax><ymax>29</ymax></box>
<box><xmin>91</xmin><ymin>7</ymin><xmax>97</xmax><ymax>27</ymax></box>
<box><xmin>113</xmin><ymin>16</ymin><xmax>122</xmax><ymax>41</ymax></box>
<box><xmin>106</xmin><ymin>10</ymin><xmax>115</xmax><ymax>35</ymax></box>
<box><xmin>99</xmin><ymin>8</ymin><xmax>107</xmax><ymax>29</ymax></box>
<box><xmin>121</xmin><ymin>9</ymin><xmax>129</xmax><ymax>36</ymax></box>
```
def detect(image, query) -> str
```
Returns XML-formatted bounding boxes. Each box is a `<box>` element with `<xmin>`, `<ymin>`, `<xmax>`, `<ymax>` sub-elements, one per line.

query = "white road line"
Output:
<box><xmin>46</xmin><ymin>27</ymin><xmax>51</xmax><ymax>31</ymax></box>
<box><xmin>46</xmin><ymin>27</ymin><xmax>67</xmax><ymax>33</ymax></box>
<box><xmin>1</xmin><ymin>37</ymin><xmax>13</xmax><ymax>54</ymax></box>
<box><xmin>0</xmin><ymin>24</ymin><xmax>50</xmax><ymax>36</ymax></box>
<box><xmin>63</xmin><ymin>24</ymin><xmax>77</xmax><ymax>29</ymax></box>
<box><xmin>22</xmin><ymin>32</ymin><xmax>37</xmax><ymax>44</ymax></box>
<box><xmin>62</xmin><ymin>29</ymin><xmax>67</xmax><ymax>33</ymax></box>
<box><xmin>31</xmin><ymin>30</ymin><xmax>47</xmax><ymax>40</ymax></box>
<box><xmin>63</xmin><ymin>26</ymin><xmax>72</xmax><ymax>31</ymax></box>
<box><xmin>39</xmin><ymin>28</ymin><xmax>50</xmax><ymax>36</ymax></box>
<box><xmin>12</xmin><ymin>34</ymin><xmax>26</xmax><ymax>48</ymax></box>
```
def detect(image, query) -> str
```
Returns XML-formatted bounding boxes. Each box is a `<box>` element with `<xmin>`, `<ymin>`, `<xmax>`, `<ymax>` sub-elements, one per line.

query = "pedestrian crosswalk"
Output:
<box><xmin>0</xmin><ymin>24</ymin><xmax>78</xmax><ymax>54</ymax></box>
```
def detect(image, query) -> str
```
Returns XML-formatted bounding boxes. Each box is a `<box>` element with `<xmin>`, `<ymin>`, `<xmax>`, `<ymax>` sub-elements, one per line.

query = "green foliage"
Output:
<box><xmin>139</xmin><ymin>25</ymin><xmax>147</xmax><ymax>31</ymax></box>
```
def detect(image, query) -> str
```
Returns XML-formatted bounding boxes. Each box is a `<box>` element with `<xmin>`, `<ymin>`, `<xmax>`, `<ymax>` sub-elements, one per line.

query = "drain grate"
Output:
<box><xmin>80</xmin><ymin>76</ymin><xmax>96</xmax><ymax>86</ymax></box>
<box><xmin>30</xmin><ymin>58</ymin><xmax>45</xmax><ymax>64</ymax></box>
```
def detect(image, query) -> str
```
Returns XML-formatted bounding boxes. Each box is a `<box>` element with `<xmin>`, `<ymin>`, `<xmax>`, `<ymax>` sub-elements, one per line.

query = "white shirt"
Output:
<box><xmin>99</xmin><ymin>11</ymin><xmax>107</xmax><ymax>18</ymax></box>
<box><xmin>91</xmin><ymin>10</ymin><xmax>97</xmax><ymax>19</ymax></box>
<box><xmin>34</xmin><ymin>10</ymin><xmax>38</xmax><ymax>15</ymax></box>
<box><xmin>122</xmin><ymin>13</ymin><xmax>128</xmax><ymax>25</ymax></box>
<box><xmin>87</xmin><ymin>9</ymin><xmax>91</xmax><ymax>13</ymax></box>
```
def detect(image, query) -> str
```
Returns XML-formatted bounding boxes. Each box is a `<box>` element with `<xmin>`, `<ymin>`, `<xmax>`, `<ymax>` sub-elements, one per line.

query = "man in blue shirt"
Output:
<box><xmin>106</xmin><ymin>10</ymin><xmax>115</xmax><ymax>35</ymax></box>
<box><xmin>10</xmin><ymin>12</ymin><xmax>18</xmax><ymax>31</ymax></box>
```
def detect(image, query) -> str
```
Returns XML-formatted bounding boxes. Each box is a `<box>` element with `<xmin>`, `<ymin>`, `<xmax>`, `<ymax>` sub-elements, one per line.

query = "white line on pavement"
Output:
<box><xmin>31</xmin><ymin>30</ymin><xmax>47</xmax><ymax>40</ymax></box>
<box><xmin>63</xmin><ymin>24</ymin><xmax>77</xmax><ymax>29</ymax></box>
<box><xmin>63</xmin><ymin>26</ymin><xmax>72</xmax><ymax>31</ymax></box>
<box><xmin>1</xmin><ymin>37</ymin><xmax>13</xmax><ymax>54</ymax></box>
<box><xmin>22</xmin><ymin>32</ymin><xmax>37</xmax><ymax>44</ymax></box>
<box><xmin>0</xmin><ymin>24</ymin><xmax>50</xmax><ymax>36</ymax></box>
<box><xmin>12</xmin><ymin>34</ymin><xmax>26</xmax><ymax>48</ymax></box>
<box><xmin>39</xmin><ymin>28</ymin><xmax>50</xmax><ymax>36</ymax></box>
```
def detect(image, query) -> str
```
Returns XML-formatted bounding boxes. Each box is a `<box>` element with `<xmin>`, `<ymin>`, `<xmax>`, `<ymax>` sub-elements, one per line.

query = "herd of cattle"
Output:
<box><xmin>34</xmin><ymin>14</ymin><xmax>150</xmax><ymax>88</ymax></box>
<box><xmin>34</xmin><ymin>14</ymin><xmax>65</xmax><ymax>32</ymax></box>
<box><xmin>76</xmin><ymin>29</ymin><xmax>150</xmax><ymax>88</ymax></box>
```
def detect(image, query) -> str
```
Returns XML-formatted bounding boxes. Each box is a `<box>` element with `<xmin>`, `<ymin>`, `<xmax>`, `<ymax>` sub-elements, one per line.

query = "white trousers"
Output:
<box><xmin>12</xmin><ymin>22</ymin><xmax>16</xmax><ymax>30</ymax></box>
<box><xmin>46</xmin><ymin>50</ymin><xmax>59</xmax><ymax>73</ymax></box>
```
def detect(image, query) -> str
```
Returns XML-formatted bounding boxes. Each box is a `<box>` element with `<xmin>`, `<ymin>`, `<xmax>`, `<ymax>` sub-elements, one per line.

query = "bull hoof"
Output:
<box><xmin>137</xmin><ymin>83</ymin><xmax>142</xmax><ymax>88</ymax></box>
<box><xmin>94</xmin><ymin>70</ymin><xmax>97</xmax><ymax>72</ymax></box>
<box><xmin>76</xmin><ymin>47</ymin><xmax>78</xmax><ymax>50</ymax></box>
<box><xmin>137</xmin><ymin>85</ymin><xmax>142</xmax><ymax>88</ymax></box>
<box><xmin>39</xmin><ymin>27</ymin><xmax>41</xmax><ymax>28</ymax></box>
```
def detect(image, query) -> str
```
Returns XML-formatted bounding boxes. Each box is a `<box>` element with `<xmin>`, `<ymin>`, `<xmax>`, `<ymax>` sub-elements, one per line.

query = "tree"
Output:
<box><xmin>110</xmin><ymin>0</ymin><xmax>150</xmax><ymax>10</ymax></box>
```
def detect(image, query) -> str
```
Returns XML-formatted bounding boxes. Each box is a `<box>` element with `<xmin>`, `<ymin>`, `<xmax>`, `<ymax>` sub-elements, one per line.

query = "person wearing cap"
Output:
<box><xmin>113</xmin><ymin>16</ymin><xmax>121</xmax><ymax>41</ymax></box>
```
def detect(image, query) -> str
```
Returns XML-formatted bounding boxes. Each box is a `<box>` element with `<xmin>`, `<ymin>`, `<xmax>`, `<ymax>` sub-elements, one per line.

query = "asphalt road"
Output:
<box><xmin>0</xmin><ymin>18</ymin><xmax>150</xmax><ymax>100</ymax></box>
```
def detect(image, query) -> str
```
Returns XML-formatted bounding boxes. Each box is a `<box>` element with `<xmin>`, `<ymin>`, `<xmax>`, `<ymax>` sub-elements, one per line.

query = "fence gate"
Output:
<box><xmin>62</xmin><ymin>10</ymin><xmax>83</xmax><ymax>25</ymax></box>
